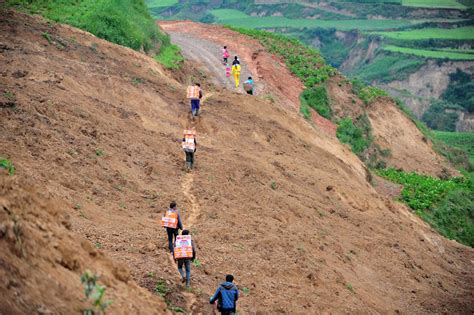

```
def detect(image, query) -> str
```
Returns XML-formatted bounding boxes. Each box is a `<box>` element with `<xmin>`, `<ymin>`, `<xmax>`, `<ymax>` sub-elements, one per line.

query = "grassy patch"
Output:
<box><xmin>376</xmin><ymin>168</ymin><xmax>473</xmax><ymax>247</ymax></box>
<box><xmin>382</xmin><ymin>45</ymin><xmax>474</xmax><ymax>60</ymax></box>
<box><xmin>0</xmin><ymin>158</ymin><xmax>15</xmax><ymax>175</ymax></box>
<box><xmin>154</xmin><ymin>44</ymin><xmax>184</xmax><ymax>70</ymax></box>
<box><xmin>145</xmin><ymin>0</ymin><xmax>178</xmax><ymax>9</ymax></box>
<box><xmin>401</xmin><ymin>0</ymin><xmax>466</xmax><ymax>9</ymax></box>
<box><xmin>215</xmin><ymin>10</ymin><xmax>420</xmax><ymax>30</ymax></box>
<box><xmin>8</xmin><ymin>0</ymin><xmax>170</xmax><ymax>52</ymax></box>
<box><xmin>353</xmin><ymin>54</ymin><xmax>424</xmax><ymax>83</ymax></box>
<box><xmin>336</xmin><ymin>116</ymin><xmax>372</xmax><ymax>155</ymax></box>
<box><xmin>372</xmin><ymin>26</ymin><xmax>474</xmax><ymax>40</ymax></box>
<box><xmin>434</xmin><ymin>131</ymin><xmax>474</xmax><ymax>165</ymax></box>
<box><xmin>300</xmin><ymin>85</ymin><xmax>332</xmax><ymax>119</ymax></box>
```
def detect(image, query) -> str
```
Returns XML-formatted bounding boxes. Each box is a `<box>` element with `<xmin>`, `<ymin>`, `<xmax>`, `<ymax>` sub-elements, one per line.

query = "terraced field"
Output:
<box><xmin>373</xmin><ymin>26</ymin><xmax>474</xmax><ymax>40</ymax></box>
<box><xmin>383</xmin><ymin>45</ymin><xmax>474</xmax><ymax>60</ymax></box>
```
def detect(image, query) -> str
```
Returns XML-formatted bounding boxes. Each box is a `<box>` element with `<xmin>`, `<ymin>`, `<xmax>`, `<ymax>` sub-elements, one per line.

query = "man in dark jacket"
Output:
<box><xmin>210</xmin><ymin>274</ymin><xmax>239</xmax><ymax>315</ymax></box>
<box><xmin>175</xmin><ymin>229</ymin><xmax>196</xmax><ymax>288</ymax></box>
<box><xmin>165</xmin><ymin>201</ymin><xmax>183</xmax><ymax>254</ymax></box>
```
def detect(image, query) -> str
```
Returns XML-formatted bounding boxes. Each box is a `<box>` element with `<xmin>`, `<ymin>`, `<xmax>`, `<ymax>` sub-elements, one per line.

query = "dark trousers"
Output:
<box><xmin>220</xmin><ymin>311</ymin><xmax>235</xmax><ymax>315</ymax></box>
<box><xmin>246</xmin><ymin>90</ymin><xmax>253</xmax><ymax>95</ymax></box>
<box><xmin>166</xmin><ymin>228</ymin><xmax>178</xmax><ymax>253</ymax></box>
<box><xmin>177</xmin><ymin>259</ymin><xmax>191</xmax><ymax>287</ymax></box>
<box><xmin>191</xmin><ymin>99</ymin><xmax>200</xmax><ymax>117</ymax></box>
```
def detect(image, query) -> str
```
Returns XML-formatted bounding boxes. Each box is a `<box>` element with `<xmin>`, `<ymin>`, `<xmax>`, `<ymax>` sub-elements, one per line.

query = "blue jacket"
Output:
<box><xmin>209</xmin><ymin>282</ymin><xmax>239</xmax><ymax>311</ymax></box>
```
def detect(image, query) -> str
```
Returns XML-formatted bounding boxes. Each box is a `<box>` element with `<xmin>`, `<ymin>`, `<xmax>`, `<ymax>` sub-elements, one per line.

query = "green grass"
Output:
<box><xmin>0</xmin><ymin>158</ymin><xmax>15</xmax><ymax>175</ymax></box>
<box><xmin>145</xmin><ymin>0</ymin><xmax>177</xmax><ymax>9</ymax></box>
<box><xmin>214</xmin><ymin>10</ymin><xmax>420</xmax><ymax>30</ymax></box>
<box><xmin>336</xmin><ymin>116</ymin><xmax>372</xmax><ymax>155</ymax></box>
<box><xmin>372</xmin><ymin>26</ymin><xmax>474</xmax><ymax>40</ymax></box>
<box><xmin>382</xmin><ymin>45</ymin><xmax>474</xmax><ymax>60</ymax></box>
<box><xmin>353</xmin><ymin>54</ymin><xmax>424</xmax><ymax>83</ymax></box>
<box><xmin>300</xmin><ymin>85</ymin><xmax>332</xmax><ymax>119</ymax></box>
<box><xmin>377</xmin><ymin>168</ymin><xmax>473</xmax><ymax>247</ymax></box>
<box><xmin>434</xmin><ymin>131</ymin><xmax>474</xmax><ymax>164</ymax></box>
<box><xmin>154</xmin><ymin>44</ymin><xmax>184</xmax><ymax>69</ymax></box>
<box><xmin>7</xmin><ymin>0</ymin><xmax>170</xmax><ymax>52</ymax></box>
<box><xmin>402</xmin><ymin>0</ymin><xmax>466</xmax><ymax>9</ymax></box>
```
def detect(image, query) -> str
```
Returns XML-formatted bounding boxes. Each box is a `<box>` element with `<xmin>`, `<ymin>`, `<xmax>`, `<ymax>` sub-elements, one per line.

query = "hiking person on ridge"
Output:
<box><xmin>243</xmin><ymin>76</ymin><xmax>254</xmax><ymax>95</ymax></box>
<box><xmin>231</xmin><ymin>62</ymin><xmax>241</xmax><ymax>88</ymax></box>
<box><xmin>174</xmin><ymin>229</ymin><xmax>196</xmax><ymax>288</ymax></box>
<box><xmin>210</xmin><ymin>274</ymin><xmax>239</xmax><ymax>315</ymax></box>
<box><xmin>162</xmin><ymin>201</ymin><xmax>183</xmax><ymax>254</ymax></box>
<box><xmin>182</xmin><ymin>129</ymin><xmax>197</xmax><ymax>170</ymax></box>
<box><xmin>222</xmin><ymin>46</ymin><xmax>230</xmax><ymax>64</ymax></box>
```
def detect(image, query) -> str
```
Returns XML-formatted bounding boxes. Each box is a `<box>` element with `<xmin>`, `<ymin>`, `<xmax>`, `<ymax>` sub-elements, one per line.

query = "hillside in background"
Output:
<box><xmin>1</xmin><ymin>1</ymin><xmax>474</xmax><ymax>314</ymax></box>
<box><xmin>148</xmin><ymin>0</ymin><xmax>474</xmax><ymax>133</ymax></box>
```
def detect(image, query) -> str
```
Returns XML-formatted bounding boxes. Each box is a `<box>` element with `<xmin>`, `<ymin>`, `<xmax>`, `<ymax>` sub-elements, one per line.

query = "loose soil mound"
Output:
<box><xmin>1</xmin><ymin>10</ymin><xmax>473</xmax><ymax>314</ymax></box>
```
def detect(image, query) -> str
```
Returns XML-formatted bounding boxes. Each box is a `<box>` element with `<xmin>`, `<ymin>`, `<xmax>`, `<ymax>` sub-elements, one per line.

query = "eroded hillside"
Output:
<box><xmin>1</xmin><ymin>9</ymin><xmax>473</xmax><ymax>314</ymax></box>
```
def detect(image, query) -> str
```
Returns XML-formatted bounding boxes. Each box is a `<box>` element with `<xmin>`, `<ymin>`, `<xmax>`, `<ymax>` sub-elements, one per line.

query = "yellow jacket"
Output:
<box><xmin>232</xmin><ymin>64</ymin><xmax>241</xmax><ymax>74</ymax></box>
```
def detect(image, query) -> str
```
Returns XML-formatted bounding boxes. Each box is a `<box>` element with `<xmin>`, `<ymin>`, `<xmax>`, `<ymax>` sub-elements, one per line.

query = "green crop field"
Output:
<box><xmin>353</xmin><ymin>54</ymin><xmax>424</xmax><ymax>83</ymax></box>
<box><xmin>402</xmin><ymin>0</ymin><xmax>466</xmax><ymax>9</ymax></box>
<box><xmin>145</xmin><ymin>0</ymin><xmax>177</xmax><ymax>9</ymax></box>
<box><xmin>211</xmin><ymin>9</ymin><xmax>420</xmax><ymax>30</ymax></box>
<box><xmin>383</xmin><ymin>45</ymin><xmax>474</xmax><ymax>60</ymax></box>
<box><xmin>373</xmin><ymin>26</ymin><xmax>474</xmax><ymax>40</ymax></box>
<box><xmin>434</xmin><ymin>131</ymin><xmax>474</xmax><ymax>164</ymax></box>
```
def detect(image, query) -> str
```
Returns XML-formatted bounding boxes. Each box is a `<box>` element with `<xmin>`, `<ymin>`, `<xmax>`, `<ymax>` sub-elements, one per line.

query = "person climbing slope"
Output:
<box><xmin>174</xmin><ymin>229</ymin><xmax>196</xmax><ymax>288</ymax></box>
<box><xmin>210</xmin><ymin>274</ymin><xmax>239</xmax><ymax>315</ymax></box>
<box><xmin>182</xmin><ymin>129</ymin><xmax>197</xmax><ymax>170</ymax></box>
<box><xmin>243</xmin><ymin>76</ymin><xmax>254</xmax><ymax>95</ymax></box>
<box><xmin>222</xmin><ymin>46</ymin><xmax>230</xmax><ymax>64</ymax></box>
<box><xmin>231</xmin><ymin>62</ymin><xmax>241</xmax><ymax>88</ymax></box>
<box><xmin>225</xmin><ymin>63</ymin><xmax>231</xmax><ymax>78</ymax></box>
<box><xmin>186</xmin><ymin>83</ymin><xmax>202</xmax><ymax>119</ymax></box>
<box><xmin>232</xmin><ymin>56</ymin><xmax>240</xmax><ymax>66</ymax></box>
<box><xmin>161</xmin><ymin>201</ymin><xmax>183</xmax><ymax>254</ymax></box>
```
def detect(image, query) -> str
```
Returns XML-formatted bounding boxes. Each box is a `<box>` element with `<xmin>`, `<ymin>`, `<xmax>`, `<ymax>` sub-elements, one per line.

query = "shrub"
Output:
<box><xmin>0</xmin><ymin>158</ymin><xmax>15</xmax><ymax>175</ymax></box>
<box><xmin>80</xmin><ymin>270</ymin><xmax>112</xmax><ymax>314</ymax></box>
<box><xmin>154</xmin><ymin>44</ymin><xmax>184</xmax><ymax>70</ymax></box>
<box><xmin>300</xmin><ymin>85</ymin><xmax>332</xmax><ymax>119</ymax></box>
<box><xmin>336</xmin><ymin>116</ymin><xmax>372</xmax><ymax>155</ymax></box>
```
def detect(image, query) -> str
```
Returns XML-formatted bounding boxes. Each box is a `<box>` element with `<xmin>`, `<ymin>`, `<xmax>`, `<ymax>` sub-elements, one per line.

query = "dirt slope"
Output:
<box><xmin>160</xmin><ymin>21</ymin><xmax>455</xmax><ymax>177</ymax></box>
<box><xmin>1</xmin><ymin>10</ymin><xmax>473</xmax><ymax>314</ymax></box>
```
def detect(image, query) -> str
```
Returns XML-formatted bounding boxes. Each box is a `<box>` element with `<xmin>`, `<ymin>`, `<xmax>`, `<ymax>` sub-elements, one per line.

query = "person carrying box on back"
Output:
<box><xmin>186</xmin><ymin>83</ymin><xmax>203</xmax><ymax>119</ymax></box>
<box><xmin>174</xmin><ymin>229</ymin><xmax>196</xmax><ymax>288</ymax></box>
<box><xmin>161</xmin><ymin>201</ymin><xmax>183</xmax><ymax>254</ymax></box>
<box><xmin>182</xmin><ymin>129</ymin><xmax>197</xmax><ymax>170</ymax></box>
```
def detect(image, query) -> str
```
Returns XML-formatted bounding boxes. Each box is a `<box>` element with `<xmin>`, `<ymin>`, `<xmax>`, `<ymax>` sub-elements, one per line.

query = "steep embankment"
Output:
<box><xmin>160</xmin><ymin>21</ymin><xmax>455</xmax><ymax>177</ymax></box>
<box><xmin>1</xmin><ymin>10</ymin><xmax>473</xmax><ymax>314</ymax></box>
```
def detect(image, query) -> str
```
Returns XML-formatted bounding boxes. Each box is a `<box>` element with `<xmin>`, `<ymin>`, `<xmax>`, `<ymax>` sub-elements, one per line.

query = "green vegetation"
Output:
<box><xmin>8</xmin><ymin>0</ymin><xmax>170</xmax><ymax>53</ymax></box>
<box><xmin>81</xmin><ymin>270</ymin><xmax>112</xmax><ymax>315</ymax></box>
<box><xmin>345</xmin><ymin>283</ymin><xmax>355</xmax><ymax>293</ymax></box>
<box><xmin>220</xmin><ymin>15</ymin><xmax>419</xmax><ymax>31</ymax></box>
<box><xmin>352</xmin><ymin>54</ymin><xmax>424</xmax><ymax>83</ymax></box>
<box><xmin>373</xmin><ymin>26</ymin><xmax>474</xmax><ymax>40</ymax></box>
<box><xmin>442</xmin><ymin>69</ymin><xmax>474</xmax><ymax>113</ymax></box>
<box><xmin>377</xmin><ymin>168</ymin><xmax>473</xmax><ymax>247</ymax></box>
<box><xmin>401</xmin><ymin>0</ymin><xmax>466</xmax><ymax>9</ymax></box>
<box><xmin>422</xmin><ymin>100</ymin><xmax>461</xmax><ymax>132</ymax></box>
<box><xmin>145</xmin><ymin>0</ymin><xmax>177</xmax><ymax>9</ymax></box>
<box><xmin>351</xmin><ymin>79</ymin><xmax>387</xmax><ymax>104</ymax></box>
<box><xmin>154</xmin><ymin>279</ymin><xmax>170</xmax><ymax>297</ymax></box>
<box><xmin>227</xmin><ymin>27</ymin><xmax>336</xmax><ymax>88</ymax></box>
<box><xmin>382</xmin><ymin>45</ymin><xmax>474</xmax><ymax>60</ymax></box>
<box><xmin>300</xmin><ymin>85</ymin><xmax>332</xmax><ymax>119</ymax></box>
<box><xmin>434</xmin><ymin>131</ymin><xmax>474</xmax><ymax>164</ymax></box>
<box><xmin>95</xmin><ymin>149</ymin><xmax>104</xmax><ymax>157</ymax></box>
<box><xmin>336</xmin><ymin>116</ymin><xmax>372</xmax><ymax>155</ymax></box>
<box><xmin>154</xmin><ymin>44</ymin><xmax>184</xmax><ymax>69</ymax></box>
<box><xmin>0</xmin><ymin>158</ymin><xmax>15</xmax><ymax>175</ymax></box>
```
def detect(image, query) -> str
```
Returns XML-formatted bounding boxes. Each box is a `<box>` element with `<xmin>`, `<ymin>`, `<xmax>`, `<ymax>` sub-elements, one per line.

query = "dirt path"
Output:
<box><xmin>168</xmin><ymin>32</ymin><xmax>255</xmax><ymax>94</ymax></box>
